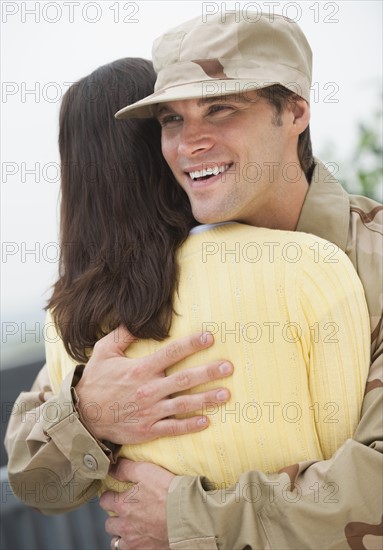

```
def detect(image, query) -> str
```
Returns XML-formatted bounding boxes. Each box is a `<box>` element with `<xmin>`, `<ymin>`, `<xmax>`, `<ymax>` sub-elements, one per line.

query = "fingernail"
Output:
<box><xmin>200</xmin><ymin>333</ymin><xmax>213</xmax><ymax>345</ymax></box>
<box><xmin>219</xmin><ymin>362</ymin><xmax>232</xmax><ymax>374</ymax></box>
<box><xmin>197</xmin><ymin>416</ymin><xmax>208</xmax><ymax>426</ymax></box>
<box><xmin>216</xmin><ymin>389</ymin><xmax>229</xmax><ymax>401</ymax></box>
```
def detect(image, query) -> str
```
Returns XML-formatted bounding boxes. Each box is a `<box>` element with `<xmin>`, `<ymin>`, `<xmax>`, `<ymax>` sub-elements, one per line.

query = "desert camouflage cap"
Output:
<box><xmin>115</xmin><ymin>11</ymin><xmax>312</xmax><ymax>119</ymax></box>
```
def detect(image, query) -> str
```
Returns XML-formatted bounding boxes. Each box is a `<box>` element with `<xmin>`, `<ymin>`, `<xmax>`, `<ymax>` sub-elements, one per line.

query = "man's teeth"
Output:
<box><xmin>189</xmin><ymin>164</ymin><xmax>230</xmax><ymax>180</ymax></box>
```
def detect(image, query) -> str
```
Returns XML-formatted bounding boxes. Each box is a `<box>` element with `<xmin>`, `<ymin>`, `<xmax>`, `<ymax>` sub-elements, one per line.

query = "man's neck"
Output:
<box><xmin>243</xmin><ymin>174</ymin><xmax>310</xmax><ymax>231</ymax></box>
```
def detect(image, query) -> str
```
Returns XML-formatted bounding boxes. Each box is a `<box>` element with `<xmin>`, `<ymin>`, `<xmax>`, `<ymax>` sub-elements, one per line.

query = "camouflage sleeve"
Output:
<box><xmin>167</xmin><ymin>352</ymin><xmax>383</xmax><ymax>550</ymax></box>
<box><xmin>4</xmin><ymin>364</ymin><xmax>110</xmax><ymax>514</ymax></box>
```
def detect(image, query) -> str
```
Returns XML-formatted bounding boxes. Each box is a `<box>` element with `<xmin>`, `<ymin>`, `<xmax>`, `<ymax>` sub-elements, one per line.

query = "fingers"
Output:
<box><xmin>108</xmin><ymin>458</ymin><xmax>136</xmax><ymax>482</ymax></box>
<box><xmin>152</xmin><ymin>414</ymin><xmax>211</xmax><ymax>438</ymax></box>
<box><xmin>92</xmin><ymin>330</ymin><xmax>215</xmax><ymax>374</ymax></box>
<box><xmin>105</xmin><ymin>459</ymin><xmax>166</xmax><ymax>489</ymax></box>
<box><xmin>92</xmin><ymin>325</ymin><xmax>137</xmax><ymax>357</ymax></box>
<box><xmin>165</xmin><ymin>384</ymin><xmax>230</xmax><ymax>415</ymax></box>
<box><xmin>100</xmin><ymin>486</ymin><xmax>136</xmax><ymax>514</ymax></box>
<box><xmin>108</xmin><ymin>458</ymin><xmax>147</xmax><ymax>484</ymax></box>
<box><xmin>131</xmin><ymin>359</ymin><xmax>233</xmax><ymax>410</ymax></box>
<box><xmin>99</xmin><ymin>490</ymin><xmax>117</xmax><ymax>513</ymax></box>
<box><xmin>149</xmin><ymin>387</ymin><xmax>230</xmax><ymax>437</ymax></box>
<box><xmin>158</xmin><ymin>360</ymin><xmax>233</xmax><ymax>400</ymax></box>
<box><xmin>146</xmin><ymin>332</ymin><xmax>214</xmax><ymax>374</ymax></box>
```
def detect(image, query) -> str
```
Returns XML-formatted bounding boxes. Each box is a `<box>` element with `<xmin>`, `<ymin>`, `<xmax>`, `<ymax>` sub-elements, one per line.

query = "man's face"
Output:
<box><xmin>157</xmin><ymin>91</ymin><xmax>300</xmax><ymax>227</ymax></box>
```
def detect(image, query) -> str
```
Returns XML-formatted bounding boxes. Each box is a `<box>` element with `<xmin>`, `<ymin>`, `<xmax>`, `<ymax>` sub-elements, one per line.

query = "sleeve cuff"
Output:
<box><xmin>43</xmin><ymin>366</ymin><xmax>112</xmax><ymax>478</ymax></box>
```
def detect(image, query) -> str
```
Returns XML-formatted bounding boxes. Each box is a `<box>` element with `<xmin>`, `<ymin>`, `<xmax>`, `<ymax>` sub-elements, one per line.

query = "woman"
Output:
<box><xmin>48</xmin><ymin>57</ymin><xmax>194</xmax><ymax>354</ymax></box>
<box><xmin>46</xmin><ymin>58</ymin><xmax>370</xmax><ymax>491</ymax></box>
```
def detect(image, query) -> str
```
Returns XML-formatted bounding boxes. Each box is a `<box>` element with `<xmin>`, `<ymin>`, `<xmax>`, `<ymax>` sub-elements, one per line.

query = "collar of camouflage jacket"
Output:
<box><xmin>297</xmin><ymin>159</ymin><xmax>350</xmax><ymax>252</ymax></box>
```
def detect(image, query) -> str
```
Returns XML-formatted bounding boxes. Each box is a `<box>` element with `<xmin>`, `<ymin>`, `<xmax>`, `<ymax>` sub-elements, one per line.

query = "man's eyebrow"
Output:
<box><xmin>154</xmin><ymin>93</ymin><xmax>249</xmax><ymax>117</ymax></box>
<box><xmin>197</xmin><ymin>94</ymin><xmax>249</xmax><ymax>106</ymax></box>
<box><xmin>154</xmin><ymin>104</ymin><xmax>174</xmax><ymax>118</ymax></box>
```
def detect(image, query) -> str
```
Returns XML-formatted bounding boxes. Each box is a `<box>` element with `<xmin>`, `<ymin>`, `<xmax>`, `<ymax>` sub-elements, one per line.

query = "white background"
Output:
<box><xmin>1</xmin><ymin>0</ymin><xmax>382</xmax><ymax>367</ymax></box>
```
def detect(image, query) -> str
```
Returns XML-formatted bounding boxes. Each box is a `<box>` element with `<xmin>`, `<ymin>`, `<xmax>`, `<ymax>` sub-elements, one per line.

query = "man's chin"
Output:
<box><xmin>193</xmin><ymin>210</ymin><xmax>228</xmax><ymax>226</ymax></box>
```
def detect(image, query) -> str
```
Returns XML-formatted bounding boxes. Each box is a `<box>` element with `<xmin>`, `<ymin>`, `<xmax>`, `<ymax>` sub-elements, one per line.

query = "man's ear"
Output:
<box><xmin>291</xmin><ymin>99</ymin><xmax>310</xmax><ymax>135</ymax></box>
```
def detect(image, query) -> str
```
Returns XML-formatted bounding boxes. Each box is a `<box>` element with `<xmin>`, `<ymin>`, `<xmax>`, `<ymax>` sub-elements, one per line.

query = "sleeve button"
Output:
<box><xmin>83</xmin><ymin>454</ymin><xmax>98</xmax><ymax>470</ymax></box>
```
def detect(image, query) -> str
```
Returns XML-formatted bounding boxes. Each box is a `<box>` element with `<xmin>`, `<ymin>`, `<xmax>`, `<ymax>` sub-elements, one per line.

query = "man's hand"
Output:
<box><xmin>75</xmin><ymin>327</ymin><xmax>233</xmax><ymax>444</ymax></box>
<box><xmin>100</xmin><ymin>458</ymin><xmax>173</xmax><ymax>550</ymax></box>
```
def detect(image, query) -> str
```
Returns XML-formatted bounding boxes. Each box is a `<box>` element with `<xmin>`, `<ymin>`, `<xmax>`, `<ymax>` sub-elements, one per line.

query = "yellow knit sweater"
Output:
<box><xmin>46</xmin><ymin>223</ymin><xmax>370</xmax><ymax>489</ymax></box>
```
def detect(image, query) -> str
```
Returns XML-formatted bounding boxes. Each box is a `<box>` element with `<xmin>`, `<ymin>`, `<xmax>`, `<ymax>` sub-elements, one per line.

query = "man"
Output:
<box><xmin>102</xmin><ymin>12</ymin><xmax>382</xmax><ymax>550</ymax></box>
<box><xmin>6</xmin><ymin>11</ymin><xmax>382</xmax><ymax>550</ymax></box>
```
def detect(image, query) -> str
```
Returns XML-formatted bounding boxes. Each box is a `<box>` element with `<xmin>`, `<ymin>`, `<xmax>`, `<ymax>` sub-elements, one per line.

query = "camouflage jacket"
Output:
<box><xmin>4</xmin><ymin>160</ymin><xmax>383</xmax><ymax>549</ymax></box>
<box><xmin>166</xmin><ymin>161</ymin><xmax>383</xmax><ymax>550</ymax></box>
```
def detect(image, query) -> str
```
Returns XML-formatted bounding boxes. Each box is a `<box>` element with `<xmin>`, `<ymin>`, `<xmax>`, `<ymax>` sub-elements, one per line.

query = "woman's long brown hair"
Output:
<box><xmin>47</xmin><ymin>58</ymin><xmax>195</xmax><ymax>362</ymax></box>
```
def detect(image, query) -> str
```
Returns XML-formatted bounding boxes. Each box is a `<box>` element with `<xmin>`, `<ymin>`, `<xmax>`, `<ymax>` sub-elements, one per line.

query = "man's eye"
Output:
<box><xmin>209</xmin><ymin>104</ymin><xmax>232</xmax><ymax>114</ymax></box>
<box><xmin>158</xmin><ymin>114</ymin><xmax>182</xmax><ymax>127</ymax></box>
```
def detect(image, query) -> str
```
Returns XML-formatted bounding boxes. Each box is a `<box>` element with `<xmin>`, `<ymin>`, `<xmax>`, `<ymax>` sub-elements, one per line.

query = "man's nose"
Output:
<box><xmin>177</xmin><ymin>120</ymin><xmax>214</xmax><ymax>157</ymax></box>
